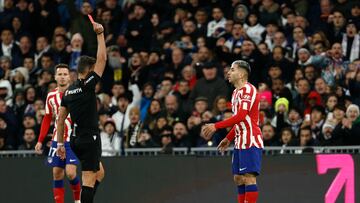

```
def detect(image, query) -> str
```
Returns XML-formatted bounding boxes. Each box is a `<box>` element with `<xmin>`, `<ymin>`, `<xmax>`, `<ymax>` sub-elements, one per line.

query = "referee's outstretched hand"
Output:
<box><xmin>56</xmin><ymin>145</ymin><xmax>66</xmax><ymax>160</ymax></box>
<box><xmin>92</xmin><ymin>22</ymin><xmax>104</xmax><ymax>35</ymax></box>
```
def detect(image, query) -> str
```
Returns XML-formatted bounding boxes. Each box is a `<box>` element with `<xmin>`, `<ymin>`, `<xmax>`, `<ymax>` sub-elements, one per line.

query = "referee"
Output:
<box><xmin>56</xmin><ymin>21</ymin><xmax>106</xmax><ymax>203</ymax></box>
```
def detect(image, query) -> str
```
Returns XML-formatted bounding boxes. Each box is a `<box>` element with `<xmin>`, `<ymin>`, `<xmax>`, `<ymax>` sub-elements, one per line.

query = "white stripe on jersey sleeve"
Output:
<box><xmin>244</xmin><ymin>83</ymin><xmax>251</xmax><ymax>94</ymax></box>
<box><xmin>45</xmin><ymin>95</ymin><xmax>51</xmax><ymax>115</ymax></box>
<box><xmin>56</xmin><ymin>93</ymin><xmax>62</xmax><ymax>116</ymax></box>
<box><xmin>64</xmin><ymin>118</ymin><xmax>72</xmax><ymax>141</ymax></box>
<box><xmin>249</xmin><ymin>85</ymin><xmax>257</xmax><ymax>110</ymax></box>
<box><xmin>242</xmin><ymin>102</ymin><xmax>248</xmax><ymax>110</ymax></box>
<box><xmin>240</xmin><ymin>122</ymin><xmax>247</xmax><ymax>149</ymax></box>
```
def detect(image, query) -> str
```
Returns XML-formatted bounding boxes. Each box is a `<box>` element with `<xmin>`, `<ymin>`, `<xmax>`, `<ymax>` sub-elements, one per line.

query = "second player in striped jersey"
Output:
<box><xmin>44</xmin><ymin>87</ymin><xmax>72</xmax><ymax>142</ymax></box>
<box><xmin>203</xmin><ymin>60</ymin><xmax>263</xmax><ymax>203</ymax></box>
<box><xmin>35</xmin><ymin>64</ymin><xmax>81</xmax><ymax>203</ymax></box>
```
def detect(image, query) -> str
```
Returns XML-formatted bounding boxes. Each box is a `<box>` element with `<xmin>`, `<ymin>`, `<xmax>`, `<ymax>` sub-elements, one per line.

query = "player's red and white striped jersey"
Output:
<box><xmin>45</xmin><ymin>88</ymin><xmax>72</xmax><ymax>142</ymax></box>
<box><xmin>231</xmin><ymin>83</ymin><xmax>263</xmax><ymax>149</ymax></box>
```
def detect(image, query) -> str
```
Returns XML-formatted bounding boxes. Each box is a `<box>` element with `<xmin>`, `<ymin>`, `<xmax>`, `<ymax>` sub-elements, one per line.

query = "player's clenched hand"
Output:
<box><xmin>202</xmin><ymin>123</ymin><xmax>216</xmax><ymax>137</ymax></box>
<box><xmin>92</xmin><ymin>22</ymin><xmax>104</xmax><ymax>35</ymax></box>
<box><xmin>34</xmin><ymin>142</ymin><xmax>43</xmax><ymax>154</ymax></box>
<box><xmin>56</xmin><ymin>145</ymin><xmax>66</xmax><ymax>160</ymax></box>
<box><xmin>217</xmin><ymin>138</ymin><xmax>230</xmax><ymax>153</ymax></box>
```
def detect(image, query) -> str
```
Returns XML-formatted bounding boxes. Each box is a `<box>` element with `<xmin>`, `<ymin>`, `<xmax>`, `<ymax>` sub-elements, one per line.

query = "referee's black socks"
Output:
<box><xmin>81</xmin><ymin>186</ymin><xmax>94</xmax><ymax>203</ymax></box>
<box><xmin>94</xmin><ymin>180</ymin><xmax>101</xmax><ymax>194</ymax></box>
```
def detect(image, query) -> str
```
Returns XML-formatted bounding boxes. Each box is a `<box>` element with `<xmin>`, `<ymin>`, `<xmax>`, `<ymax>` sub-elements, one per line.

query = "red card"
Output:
<box><xmin>88</xmin><ymin>14</ymin><xmax>95</xmax><ymax>24</ymax></box>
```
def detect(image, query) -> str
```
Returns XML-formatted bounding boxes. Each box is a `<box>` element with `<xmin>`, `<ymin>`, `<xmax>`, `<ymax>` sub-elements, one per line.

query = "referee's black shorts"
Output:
<box><xmin>70</xmin><ymin>132</ymin><xmax>101</xmax><ymax>172</ymax></box>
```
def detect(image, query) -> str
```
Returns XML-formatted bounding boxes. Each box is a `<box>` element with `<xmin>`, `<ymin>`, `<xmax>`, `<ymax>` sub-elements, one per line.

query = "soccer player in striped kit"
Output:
<box><xmin>203</xmin><ymin>60</ymin><xmax>263</xmax><ymax>203</ymax></box>
<box><xmin>35</xmin><ymin>64</ymin><xmax>81</xmax><ymax>203</ymax></box>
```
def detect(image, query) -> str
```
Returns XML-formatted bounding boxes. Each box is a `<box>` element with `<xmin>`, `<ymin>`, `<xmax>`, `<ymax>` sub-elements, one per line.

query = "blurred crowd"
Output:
<box><xmin>0</xmin><ymin>0</ymin><xmax>360</xmax><ymax>155</ymax></box>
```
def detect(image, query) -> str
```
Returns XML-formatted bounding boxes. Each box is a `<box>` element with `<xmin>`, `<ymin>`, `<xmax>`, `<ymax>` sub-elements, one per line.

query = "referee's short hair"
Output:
<box><xmin>78</xmin><ymin>56</ymin><xmax>96</xmax><ymax>74</ymax></box>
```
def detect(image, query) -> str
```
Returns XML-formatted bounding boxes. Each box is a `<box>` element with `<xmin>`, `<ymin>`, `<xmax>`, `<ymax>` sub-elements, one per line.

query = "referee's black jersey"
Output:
<box><xmin>61</xmin><ymin>71</ymin><xmax>101</xmax><ymax>135</ymax></box>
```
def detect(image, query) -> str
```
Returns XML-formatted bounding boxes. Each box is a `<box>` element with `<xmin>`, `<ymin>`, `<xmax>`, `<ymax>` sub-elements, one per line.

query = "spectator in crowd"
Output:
<box><xmin>52</xmin><ymin>34</ymin><xmax>69</xmax><ymax>64</ymax></box>
<box><xmin>165</xmin><ymin>94</ymin><xmax>186</xmax><ymax>124</ymax></box>
<box><xmin>34</xmin><ymin>36</ymin><xmax>50</xmax><ymax>68</ymax></box>
<box><xmin>304</xmin><ymin>91</ymin><xmax>323</xmax><ymax>115</ymax></box>
<box><xmin>244</xmin><ymin>12</ymin><xmax>265</xmax><ymax>45</ymax></box>
<box><xmin>174</xmin><ymin>79</ymin><xmax>192</xmax><ymax>116</ymax></box>
<box><xmin>0</xmin><ymin>28</ymin><xmax>21</xmax><ymax>67</ymax></box>
<box><xmin>68</xmin><ymin>33</ymin><xmax>84</xmax><ymax>70</ymax></box>
<box><xmin>314</xmin><ymin>77</ymin><xmax>329</xmax><ymax>101</ymax></box>
<box><xmin>320</xmin><ymin>116</ymin><xmax>338</xmax><ymax>146</ymax></box>
<box><xmin>66</xmin><ymin>0</ymin><xmax>97</xmax><ymax>55</ymax></box>
<box><xmin>112</xmin><ymin>91</ymin><xmax>134</xmax><ymax>136</ymax></box>
<box><xmin>159</xmin><ymin>126</ymin><xmax>174</xmax><ymax>153</ymax></box>
<box><xmin>143</xmin><ymin>99</ymin><xmax>162</xmax><ymax>132</ymax></box>
<box><xmin>262</xmin><ymin>123</ymin><xmax>277</xmax><ymax>146</ymax></box>
<box><xmin>207</xmin><ymin>6</ymin><xmax>226</xmax><ymax>38</ymax></box>
<box><xmin>125</xmin><ymin>3</ymin><xmax>152</xmax><ymax>52</ymax></box>
<box><xmin>327</xmin><ymin>10</ymin><xmax>346</xmax><ymax>44</ymax></box>
<box><xmin>100</xmin><ymin>118</ymin><xmax>121</xmax><ymax>156</ymax></box>
<box><xmin>286</xmin><ymin>107</ymin><xmax>303</xmax><ymax>137</ymax></box>
<box><xmin>341</xmin><ymin>19</ymin><xmax>359</xmax><ymax>62</ymax></box>
<box><xmin>271</xmin><ymin>97</ymin><xmax>289</xmax><ymax>134</ymax></box>
<box><xmin>153</xmin><ymin>77</ymin><xmax>174</xmax><ymax>101</ymax></box>
<box><xmin>1</xmin><ymin>0</ymin><xmax>360</xmax><ymax>151</ymax></box>
<box><xmin>212</xmin><ymin>95</ymin><xmax>228</xmax><ymax>122</ymax></box>
<box><xmin>189</xmin><ymin>62</ymin><xmax>229</xmax><ymax>106</ymax></box>
<box><xmin>322</xmin><ymin>42</ymin><xmax>348</xmax><ymax>86</ymax></box>
<box><xmin>294</xmin><ymin>78</ymin><xmax>311</xmax><ymax>113</ymax></box>
<box><xmin>172</xmin><ymin>122</ymin><xmax>191</xmax><ymax>148</ymax></box>
<box><xmin>298</xmin><ymin>126</ymin><xmax>317</xmax><ymax>147</ymax></box>
<box><xmin>18</xmin><ymin>127</ymin><xmax>36</xmax><ymax>150</ymax></box>
<box><xmin>278</xmin><ymin>127</ymin><xmax>296</xmax><ymax>147</ymax></box>
<box><xmin>325</xmin><ymin>94</ymin><xmax>338</xmax><ymax>113</ymax></box>
<box><xmin>140</xmin><ymin>83</ymin><xmax>154</xmax><ymax>121</ymax></box>
<box><xmin>124</xmin><ymin>106</ymin><xmax>142</xmax><ymax>148</ymax></box>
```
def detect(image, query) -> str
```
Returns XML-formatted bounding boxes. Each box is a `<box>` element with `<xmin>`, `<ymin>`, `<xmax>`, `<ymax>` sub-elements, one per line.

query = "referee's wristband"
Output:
<box><xmin>57</xmin><ymin>143</ymin><xmax>64</xmax><ymax>147</ymax></box>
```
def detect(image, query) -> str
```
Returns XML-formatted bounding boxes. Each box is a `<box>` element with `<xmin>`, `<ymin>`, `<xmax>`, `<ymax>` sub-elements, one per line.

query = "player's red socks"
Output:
<box><xmin>69</xmin><ymin>176</ymin><xmax>81</xmax><ymax>201</ymax></box>
<box><xmin>244</xmin><ymin>184</ymin><xmax>258</xmax><ymax>203</ymax></box>
<box><xmin>53</xmin><ymin>180</ymin><xmax>64</xmax><ymax>203</ymax></box>
<box><xmin>237</xmin><ymin>185</ymin><xmax>245</xmax><ymax>203</ymax></box>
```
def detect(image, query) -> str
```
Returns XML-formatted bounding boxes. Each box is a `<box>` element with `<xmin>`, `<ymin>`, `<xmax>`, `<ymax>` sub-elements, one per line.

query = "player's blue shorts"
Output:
<box><xmin>232</xmin><ymin>147</ymin><xmax>262</xmax><ymax>176</ymax></box>
<box><xmin>46</xmin><ymin>141</ymin><xmax>79</xmax><ymax>168</ymax></box>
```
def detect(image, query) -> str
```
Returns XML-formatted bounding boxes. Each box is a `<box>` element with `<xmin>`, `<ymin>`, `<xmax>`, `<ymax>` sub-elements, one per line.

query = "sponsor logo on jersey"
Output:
<box><xmin>85</xmin><ymin>76</ymin><xmax>94</xmax><ymax>85</ymax></box>
<box><xmin>242</xmin><ymin>94</ymin><xmax>251</xmax><ymax>101</ymax></box>
<box><xmin>66</xmin><ymin>88</ymin><xmax>82</xmax><ymax>95</ymax></box>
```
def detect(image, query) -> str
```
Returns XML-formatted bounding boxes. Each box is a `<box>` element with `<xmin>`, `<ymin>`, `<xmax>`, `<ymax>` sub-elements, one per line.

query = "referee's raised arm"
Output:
<box><xmin>91</xmin><ymin>22</ymin><xmax>107</xmax><ymax>77</ymax></box>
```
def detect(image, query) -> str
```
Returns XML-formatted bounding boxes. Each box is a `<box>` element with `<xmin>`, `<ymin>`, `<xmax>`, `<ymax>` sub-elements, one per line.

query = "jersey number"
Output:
<box><xmin>48</xmin><ymin>147</ymin><xmax>57</xmax><ymax>157</ymax></box>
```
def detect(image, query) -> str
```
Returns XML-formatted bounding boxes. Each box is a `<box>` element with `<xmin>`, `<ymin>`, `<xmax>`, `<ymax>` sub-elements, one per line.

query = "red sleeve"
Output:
<box><xmin>214</xmin><ymin>108</ymin><xmax>248</xmax><ymax>129</ymax></box>
<box><xmin>226</xmin><ymin>126</ymin><xmax>236</xmax><ymax>141</ymax></box>
<box><xmin>38</xmin><ymin>113</ymin><xmax>52</xmax><ymax>143</ymax></box>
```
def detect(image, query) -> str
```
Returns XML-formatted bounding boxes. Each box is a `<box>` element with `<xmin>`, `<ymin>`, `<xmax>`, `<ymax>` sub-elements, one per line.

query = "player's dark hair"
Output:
<box><xmin>55</xmin><ymin>63</ymin><xmax>70</xmax><ymax>73</ymax></box>
<box><xmin>232</xmin><ymin>60</ymin><xmax>251</xmax><ymax>78</ymax></box>
<box><xmin>78</xmin><ymin>56</ymin><xmax>96</xmax><ymax>74</ymax></box>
